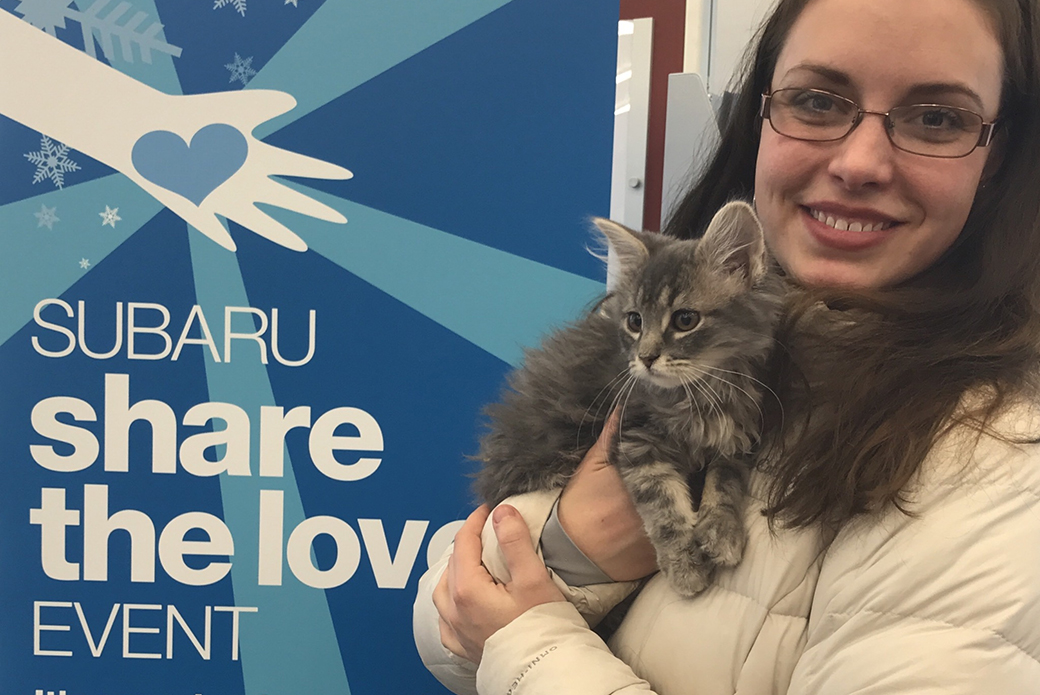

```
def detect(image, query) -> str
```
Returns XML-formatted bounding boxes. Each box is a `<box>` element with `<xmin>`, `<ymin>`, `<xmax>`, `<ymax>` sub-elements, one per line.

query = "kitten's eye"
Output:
<box><xmin>671</xmin><ymin>310</ymin><xmax>700</xmax><ymax>332</ymax></box>
<box><xmin>626</xmin><ymin>312</ymin><xmax>643</xmax><ymax>333</ymax></box>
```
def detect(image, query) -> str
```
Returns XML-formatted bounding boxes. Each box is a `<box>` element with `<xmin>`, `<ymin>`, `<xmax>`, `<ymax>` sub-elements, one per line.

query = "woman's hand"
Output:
<box><xmin>433</xmin><ymin>504</ymin><xmax>565</xmax><ymax>663</ymax></box>
<box><xmin>558</xmin><ymin>415</ymin><xmax>658</xmax><ymax>581</ymax></box>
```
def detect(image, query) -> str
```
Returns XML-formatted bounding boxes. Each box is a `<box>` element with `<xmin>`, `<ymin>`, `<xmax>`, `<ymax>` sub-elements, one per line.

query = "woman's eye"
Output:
<box><xmin>808</xmin><ymin>94</ymin><xmax>834</xmax><ymax>112</ymax></box>
<box><xmin>895</xmin><ymin>105</ymin><xmax>974</xmax><ymax>144</ymax></box>
<box><xmin>626</xmin><ymin>312</ymin><xmax>642</xmax><ymax>332</ymax></box>
<box><xmin>780</xmin><ymin>89</ymin><xmax>856</xmax><ymax>125</ymax></box>
<box><xmin>917</xmin><ymin>108</ymin><xmax>963</xmax><ymax>130</ymax></box>
<box><xmin>791</xmin><ymin>90</ymin><xmax>836</xmax><ymax>113</ymax></box>
<box><xmin>671</xmin><ymin>310</ymin><xmax>700</xmax><ymax>332</ymax></box>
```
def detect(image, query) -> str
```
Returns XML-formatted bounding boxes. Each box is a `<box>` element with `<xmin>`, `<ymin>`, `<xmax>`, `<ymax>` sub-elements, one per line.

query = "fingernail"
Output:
<box><xmin>492</xmin><ymin>505</ymin><xmax>515</xmax><ymax>526</ymax></box>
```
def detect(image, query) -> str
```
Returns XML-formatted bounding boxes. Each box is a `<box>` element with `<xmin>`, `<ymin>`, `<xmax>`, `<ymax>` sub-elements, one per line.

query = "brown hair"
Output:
<box><xmin>664</xmin><ymin>0</ymin><xmax>1040</xmax><ymax>529</ymax></box>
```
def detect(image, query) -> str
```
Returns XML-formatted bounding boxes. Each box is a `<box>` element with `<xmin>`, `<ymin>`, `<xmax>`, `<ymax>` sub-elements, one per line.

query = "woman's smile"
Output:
<box><xmin>798</xmin><ymin>200</ymin><xmax>906</xmax><ymax>252</ymax></box>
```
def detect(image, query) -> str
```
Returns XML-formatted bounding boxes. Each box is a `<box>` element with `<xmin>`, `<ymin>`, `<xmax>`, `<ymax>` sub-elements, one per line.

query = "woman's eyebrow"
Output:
<box><xmin>782</xmin><ymin>63</ymin><xmax>850</xmax><ymax>86</ymax></box>
<box><xmin>904</xmin><ymin>83</ymin><xmax>985</xmax><ymax>110</ymax></box>
<box><xmin>781</xmin><ymin>63</ymin><xmax>986</xmax><ymax>110</ymax></box>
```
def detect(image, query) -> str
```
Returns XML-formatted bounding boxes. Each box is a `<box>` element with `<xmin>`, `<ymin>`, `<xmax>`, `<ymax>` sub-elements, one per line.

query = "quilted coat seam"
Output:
<box><xmin>706</xmin><ymin>585</ymin><xmax>813</xmax><ymax>621</ymax></box>
<box><xmin>826</xmin><ymin>608</ymin><xmax>1040</xmax><ymax>666</ymax></box>
<box><xmin>925</xmin><ymin>479</ymin><xmax>1040</xmax><ymax>503</ymax></box>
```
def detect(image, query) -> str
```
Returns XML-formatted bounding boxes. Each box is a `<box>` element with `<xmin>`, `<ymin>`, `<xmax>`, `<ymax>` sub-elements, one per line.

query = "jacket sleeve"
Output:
<box><xmin>413</xmin><ymin>549</ymin><xmax>480</xmax><ymax>695</ymax></box>
<box><xmin>476</xmin><ymin>602</ymin><xmax>659</xmax><ymax>695</ymax></box>
<box><xmin>477</xmin><ymin>490</ymin><xmax>642</xmax><ymax>627</ymax></box>
<box><xmin>788</xmin><ymin>426</ymin><xmax>1040</xmax><ymax>694</ymax></box>
<box><xmin>414</xmin><ymin>546</ymin><xmax>660</xmax><ymax>695</ymax></box>
<box><xmin>413</xmin><ymin>489</ymin><xmax>650</xmax><ymax>695</ymax></box>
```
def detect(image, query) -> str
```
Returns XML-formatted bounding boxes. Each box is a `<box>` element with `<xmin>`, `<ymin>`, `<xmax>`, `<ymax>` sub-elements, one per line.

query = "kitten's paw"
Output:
<box><xmin>660</xmin><ymin>548</ymin><xmax>714</xmax><ymax>597</ymax></box>
<box><xmin>692</xmin><ymin>508</ymin><xmax>746</xmax><ymax>567</ymax></box>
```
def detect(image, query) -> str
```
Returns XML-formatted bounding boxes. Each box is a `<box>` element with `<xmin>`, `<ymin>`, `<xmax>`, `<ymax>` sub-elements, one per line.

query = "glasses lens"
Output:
<box><xmin>888</xmin><ymin>105</ymin><xmax>984</xmax><ymax>157</ymax></box>
<box><xmin>769</xmin><ymin>89</ymin><xmax>857</xmax><ymax>141</ymax></box>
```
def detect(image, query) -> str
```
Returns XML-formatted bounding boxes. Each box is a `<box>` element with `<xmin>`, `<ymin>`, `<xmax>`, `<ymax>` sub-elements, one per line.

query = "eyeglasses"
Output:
<box><xmin>760</xmin><ymin>88</ymin><xmax>998</xmax><ymax>158</ymax></box>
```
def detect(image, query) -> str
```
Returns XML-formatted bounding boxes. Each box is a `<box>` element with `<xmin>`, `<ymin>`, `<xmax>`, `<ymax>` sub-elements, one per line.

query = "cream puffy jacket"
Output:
<box><xmin>413</xmin><ymin>405</ymin><xmax>1040</xmax><ymax>695</ymax></box>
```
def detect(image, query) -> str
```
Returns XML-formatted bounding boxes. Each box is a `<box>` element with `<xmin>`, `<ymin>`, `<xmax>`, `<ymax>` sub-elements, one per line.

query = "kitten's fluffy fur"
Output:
<box><xmin>475</xmin><ymin>202</ymin><xmax>783</xmax><ymax>595</ymax></box>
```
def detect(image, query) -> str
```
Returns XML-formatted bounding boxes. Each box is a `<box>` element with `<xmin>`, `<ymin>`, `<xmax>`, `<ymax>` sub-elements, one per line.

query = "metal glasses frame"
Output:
<box><xmin>759</xmin><ymin>89</ymin><xmax>998</xmax><ymax>158</ymax></box>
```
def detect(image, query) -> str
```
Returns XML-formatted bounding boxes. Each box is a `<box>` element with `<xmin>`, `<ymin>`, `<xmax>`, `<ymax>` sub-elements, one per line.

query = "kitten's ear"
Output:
<box><xmin>591</xmin><ymin>217</ymin><xmax>649</xmax><ymax>274</ymax></box>
<box><xmin>697</xmin><ymin>201</ymin><xmax>767</xmax><ymax>285</ymax></box>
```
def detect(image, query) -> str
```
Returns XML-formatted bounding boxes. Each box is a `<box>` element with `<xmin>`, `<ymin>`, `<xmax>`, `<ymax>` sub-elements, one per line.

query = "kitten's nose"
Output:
<box><xmin>640</xmin><ymin>353</ymin><xmax>659</xmax><ymax>368</ymax></box>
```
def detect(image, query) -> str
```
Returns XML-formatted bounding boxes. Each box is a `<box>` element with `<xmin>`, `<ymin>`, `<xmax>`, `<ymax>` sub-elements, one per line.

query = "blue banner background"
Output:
<box><xmin>0</xmin><ymin>1</ymin><xmax>617</xmax><ymax>693</ymax></box>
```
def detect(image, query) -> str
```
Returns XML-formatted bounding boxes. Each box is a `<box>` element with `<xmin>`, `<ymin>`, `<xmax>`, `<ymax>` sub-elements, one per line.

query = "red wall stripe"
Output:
<box><xmin>619</xmin><ymin>0</ymin><xmax>686</xmax><ymax>231</ymax></box>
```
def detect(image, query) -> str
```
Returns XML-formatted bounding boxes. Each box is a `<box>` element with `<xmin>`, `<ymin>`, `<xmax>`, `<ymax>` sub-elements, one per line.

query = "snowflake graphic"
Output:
<box><xmin>13</xmin><ymin>0</ymin><xmax>75</xmax><ymax>35</ymax></box>
<box><xmin>99</xmin><ymin>205</ymin><xmax>122</xmax><ymax>227</ymax></box>
<box><xmin>15</xmin><ymin>0</ymin><xmax>182</xmax><ymax>64</ymax></box>
<box><xmin>225</xmin><ymin>53</ymin><xmax>257</xmax><ymax>87</ymax></box>
<box><xmin>25</xmin><ymin>135</ymin><xmax>81</xmax><ymax>189</ymax></box>
<box><xmin>214</xmin><ymin>0</ymin><xmax>247</xmax><ymax>17</ymax></box>
<box><xmin>285</xmin><ymin>0</ymin><xmax>298</xmax><ymax>6</ymax></box>
<box><xmin>79</xmin><ymin>258</ymin><xmax>91</xmax><ymax>269</ymax></box>
<box><xmin>34</xmin><ymin>204</ymin><xmax>60</xmax><ymax>230</ymax></box>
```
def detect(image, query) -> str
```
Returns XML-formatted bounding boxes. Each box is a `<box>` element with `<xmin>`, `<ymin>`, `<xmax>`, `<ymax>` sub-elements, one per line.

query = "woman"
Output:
<box><xmin>414</xmin><ymin>0</ymin><xmax>1040</xmax><ymax>692</ymax></box>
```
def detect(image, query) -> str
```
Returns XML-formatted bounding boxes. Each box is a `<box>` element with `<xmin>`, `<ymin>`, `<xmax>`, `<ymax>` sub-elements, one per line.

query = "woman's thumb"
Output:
<box><xmin>491</xmin><ymin>505</ymin><xmax>543</xmax><ymax>586</ymax></box>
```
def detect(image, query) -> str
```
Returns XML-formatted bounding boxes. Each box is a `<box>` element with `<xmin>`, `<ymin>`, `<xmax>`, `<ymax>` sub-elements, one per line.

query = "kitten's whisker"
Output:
<box><xmin>700</xmin><ymin>364</ymin><xmax>782</xmax><ymax>426</ymax></box>
<box><xmin>616</xmin><ymin>377</ymin><xmax>639</xmax><ymax>466</ymax></box>
<box><xmin>678</xmin><ymin>376</ymin><xmax>702</xmax><ymax>429</ymax></box>
<box><xmin>677</xmin><ymin>376</ymin><xmax>693</xmax><ymax>424</ymax></box>
<box><xmin>693</xmin><ymin>375</ymin><xmax>724</xmax><ymax>417</ymax></box>
<box><xmin>683</xmin><ymin>370</ymin><xmax>722</xmax><ymax>418</ymax></box>
<box><xmin>675</xmin><ymin>358</ymin><xmax>780</xmax><ymax>421</ymax></box>
<box><xmin>605</xmin><ymin>374</ymin><xmax>636</xmax><ymax>454</ymax></box>
<box><xmin>693</xmin><ymin>367</ymin><xmax>765</xmax><ymax>426</ymax></box>
<box><xmin>599</xmin><ymin>369</ymin><xmax>636</xmax><ymax>418</ymax></box>
<box><xmin>690</xmin><ymin>367</ymin><xmax>744</xmax><ymax>410</ymax></box>
<box><xmin>674</xmin><ymin>362</ymin><xmax>724</xmax><ymax>416</ymax></box>
<box><xmin>700</xmin><ymin>364</ymin><xmax>780</xmax><ymax>404</ymax></box>
<box><xmin>742</xmin><ymin>330</ymin><xmax>784</xmax><ymax>347</ymax></box>
<box><xmin>578</xmin><ymin>367</ymin><xmax>634</xmax><ymax>447</ymax></box>
<box><xmin>606</xmin><ymin>372</ymin><xmax>634</xmax><ymax>421</ymax></box>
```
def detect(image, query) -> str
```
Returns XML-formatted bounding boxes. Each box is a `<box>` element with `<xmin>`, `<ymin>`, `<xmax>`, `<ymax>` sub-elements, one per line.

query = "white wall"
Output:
<box><xmin>683</xmin><ymin>0</ymin><xmax>712</xmax><ymax>75</ymax></box>
<box><xmin>687</xmin><ymin>0</ymin><xmax>776</xmax><ymax>95</ymax></box>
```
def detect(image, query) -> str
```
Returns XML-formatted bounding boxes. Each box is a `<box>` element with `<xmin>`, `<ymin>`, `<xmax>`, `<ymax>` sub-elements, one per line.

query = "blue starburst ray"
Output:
<box><xmin>187</xmin><ymin>226</ymin><xmax>353</xmax><ymax>695</ymax></box>
<box><xmin>264</xmin><ymin>186</ymin><xmax>605</xmax><ymax>368</ymax></box>
<box><xmin>0</xmin><ymin>173</ymin><xmax>163</xmax><ymax>348</ymax></box>
<box><xmin>248</xmin><ymin>0</ymin><xmax>514</xmax><ymax>139</ymax></box>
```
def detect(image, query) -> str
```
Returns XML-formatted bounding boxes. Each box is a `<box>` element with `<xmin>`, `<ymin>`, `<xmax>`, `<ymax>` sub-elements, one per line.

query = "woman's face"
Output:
<box><xmin>754</xmin><ymin>0</ymin><xmax>1004</xmax><ymax>289</ymax></box>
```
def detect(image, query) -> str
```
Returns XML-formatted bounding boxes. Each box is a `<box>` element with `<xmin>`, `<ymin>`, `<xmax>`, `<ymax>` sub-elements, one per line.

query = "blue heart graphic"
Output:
<box><xmin>131</xmin><ymin>124</ymin><xmax>249</xmax><ymax>205</ymax></box>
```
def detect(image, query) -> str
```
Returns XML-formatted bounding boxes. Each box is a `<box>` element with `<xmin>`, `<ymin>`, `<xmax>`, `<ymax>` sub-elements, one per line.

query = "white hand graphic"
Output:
<box><xmin>128</xmin><ymin>89</ymin><xmax>352</xmax><ymax>251</ymax></box>
<box><xmin>0</xmin><ymin>11</ymin><xmax>351</xmax><ymax>252</ymax></box>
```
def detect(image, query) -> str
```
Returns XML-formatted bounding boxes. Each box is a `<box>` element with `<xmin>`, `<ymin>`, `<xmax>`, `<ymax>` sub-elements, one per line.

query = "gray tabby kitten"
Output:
<box><xmin>475</xmin><ymin>201</ymin><xmax>783</xmax><ymax>596</ymax></box>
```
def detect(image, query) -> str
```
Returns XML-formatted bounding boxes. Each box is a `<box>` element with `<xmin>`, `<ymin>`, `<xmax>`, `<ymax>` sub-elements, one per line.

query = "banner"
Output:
<box><xmin>0</xmin><ymin>1</ymin><xmax>617</xmax><ymax>693</ymax></box>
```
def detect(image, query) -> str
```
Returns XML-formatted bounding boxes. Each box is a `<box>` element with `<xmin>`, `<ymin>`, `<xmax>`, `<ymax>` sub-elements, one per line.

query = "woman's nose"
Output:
<box><xmin>827</xmin><ymin>114</ymin><xmax>897</xmax><ymax>190</ymax></box>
